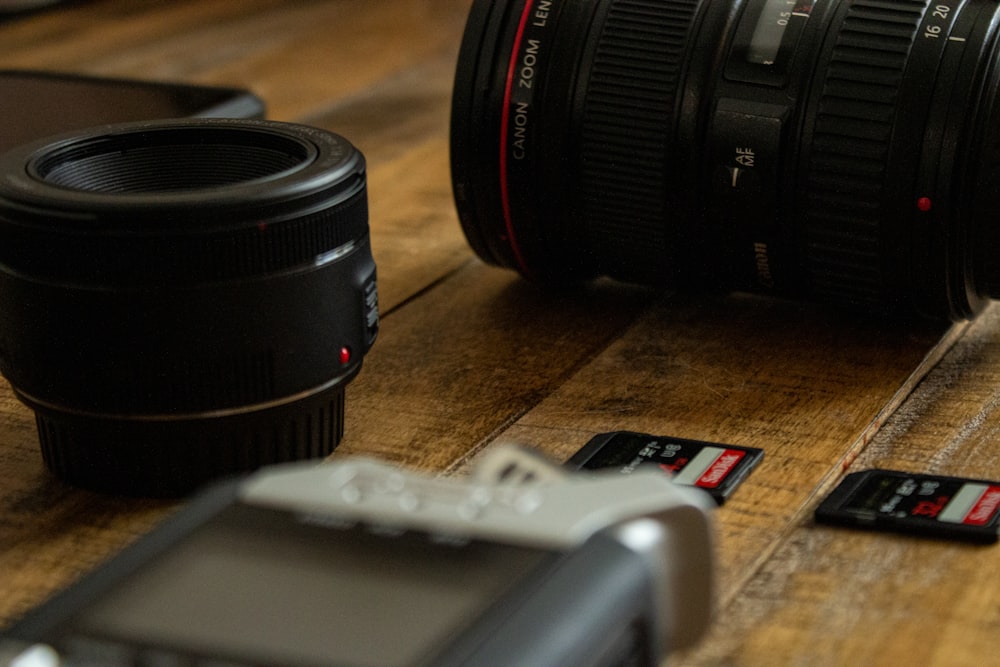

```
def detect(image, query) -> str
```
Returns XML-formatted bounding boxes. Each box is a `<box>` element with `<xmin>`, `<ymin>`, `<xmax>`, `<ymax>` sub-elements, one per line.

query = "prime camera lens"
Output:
<box><xmin>451</xmin><ymin>0</ymin><xmax>1000</xmax><ymax>320</ymax></box>
<box><xmin>0</xmin><ymin>118</ymin><xmax>379</xmax><ymax>496</ymax></box>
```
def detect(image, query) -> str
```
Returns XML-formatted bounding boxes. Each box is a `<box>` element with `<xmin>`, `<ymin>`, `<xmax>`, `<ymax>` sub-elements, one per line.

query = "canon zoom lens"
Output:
<box><xmin>0</xmin><ymin>119</ymin><xmax>378</xmax><ymax>496</ymax></box>
<box><xmin>451</xmin><ymin>0</ymin><xmax>1000</xmax><ymax>320</ymax></box>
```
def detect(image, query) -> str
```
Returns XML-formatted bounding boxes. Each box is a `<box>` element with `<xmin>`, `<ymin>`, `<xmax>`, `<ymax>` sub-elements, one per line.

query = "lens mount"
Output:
<box><xmin>0</xmin><ymin>119</ymin><xmax>379</xmax><ymax>496</ymax></box>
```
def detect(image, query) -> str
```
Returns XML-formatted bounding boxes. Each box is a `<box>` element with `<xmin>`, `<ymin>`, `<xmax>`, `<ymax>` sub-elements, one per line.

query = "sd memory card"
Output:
<box><xmin>566</xmin><ymin>431</ymin><xmax>764</xmax><ymax>504</ymax></box>
<box><xmin>815</xmin><ymin>469</ymin><xmax>1000</xmax><ymax>543</ymax></box>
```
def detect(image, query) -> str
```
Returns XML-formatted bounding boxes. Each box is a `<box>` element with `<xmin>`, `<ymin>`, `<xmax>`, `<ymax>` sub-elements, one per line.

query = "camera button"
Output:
<box><xmin>340</xmin><ymin>484</ymin><xmax>363</xmax><ymax>504</ymax></box>
<box><xmin>457</xmin><ymin>500</ymin><xmax>485</xmax><ymax>521</ymax></box>
<box><xmin>398</xmin><ymin>491</ymin><xmax>421</xmax><ymax>512</ymax></box>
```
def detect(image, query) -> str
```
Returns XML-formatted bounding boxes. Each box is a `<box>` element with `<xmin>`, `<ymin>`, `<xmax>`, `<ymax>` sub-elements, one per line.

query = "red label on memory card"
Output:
<box><xmin>567</xmin><ymin>432</ymin><xmax>764</xmax><ymax>504</ymax></box>
<box><xmin>963</xmin><ymin>485</ymin><xmax>1000</xmax><ymax>526</ymax></box>
<box><xmin>816</xmin><ymin>469</ymin><xmax>1000</xmax><ymax>543</ymax></box>
<box><xmin>672</xmin><ymin>447</ymin><xmax>747</xmax><ymax>489</ymax></box>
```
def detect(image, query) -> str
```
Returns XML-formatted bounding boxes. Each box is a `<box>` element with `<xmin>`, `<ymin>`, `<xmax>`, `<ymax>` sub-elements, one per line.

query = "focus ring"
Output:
<box><xmin>3</xmin><ymin>189</ymin><xmax>369</xmax><ymax>284</ymax></box>
<box><xmin>800</xmin><ymin>0</ymin><xmax>926</xmax><ymax>306</ymax></box>
<box><xmin>574</xmin><ymin>0</ymin><xmax>700</xmax><ymax>283</ymax></box>
<box><xmin>0</xmin><ymin>121</ymin><xmax>368</xmax><ymax>285</ymax></box>
<box><xmin>186</xmin><ymin>189</ymin><xmax>369</xmax><ymax>281</ymax></box>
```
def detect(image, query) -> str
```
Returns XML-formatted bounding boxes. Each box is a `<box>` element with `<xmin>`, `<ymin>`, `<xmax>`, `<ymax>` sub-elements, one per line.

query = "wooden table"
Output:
<box><xmin>1</xmin><ymin>1</ymin><xmax>998</xmax><ymax>665</ymax></box>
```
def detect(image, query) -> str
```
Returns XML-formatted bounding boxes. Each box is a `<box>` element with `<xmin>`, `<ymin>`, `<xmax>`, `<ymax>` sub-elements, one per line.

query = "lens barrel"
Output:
<box><xmin>451</xmin><ymin>0</ymin><xmax>1000</xmax><ymax>320</ymax></box>
<box><xmin>0</xmin><ymin>118</ymin><xmax>378</xmax><ymax>496</ymax></box>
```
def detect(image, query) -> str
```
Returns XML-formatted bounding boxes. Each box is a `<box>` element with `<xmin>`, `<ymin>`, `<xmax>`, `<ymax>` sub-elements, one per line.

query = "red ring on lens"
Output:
<box><xmin>498</xmin><ymin>0</ymin><xmax>537</xmax><ymax>277</ymax></box>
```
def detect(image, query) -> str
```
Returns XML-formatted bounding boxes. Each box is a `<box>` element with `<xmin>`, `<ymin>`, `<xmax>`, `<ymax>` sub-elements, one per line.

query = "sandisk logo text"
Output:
<box><xmin>697</xmin><ymin>451</ymin><xmax>745</xmax><ymax>488</ymax></box>
<box><xmin>965</xmin><ymin>486</ymin><xmax>1000</xmax><ymax>526</ymax></box>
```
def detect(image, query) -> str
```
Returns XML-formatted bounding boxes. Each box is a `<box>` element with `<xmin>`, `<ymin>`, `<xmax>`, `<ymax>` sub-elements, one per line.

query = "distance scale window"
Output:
<box><xmin>726</xmin><ymin>0</ymin><xmax>816</xmax><ymax>87</ymax></box>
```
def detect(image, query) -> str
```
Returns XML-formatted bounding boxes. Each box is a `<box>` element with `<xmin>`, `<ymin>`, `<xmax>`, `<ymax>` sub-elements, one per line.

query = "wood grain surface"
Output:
<box><xmin>678</xmin><ymin>304</ymin><xmax>1000</xmax><ymax>667</ymax></box>
<box><xmin>1</xmin><ymin>1</ymin><xmax>998</xmax><ymax>665</ymax></box>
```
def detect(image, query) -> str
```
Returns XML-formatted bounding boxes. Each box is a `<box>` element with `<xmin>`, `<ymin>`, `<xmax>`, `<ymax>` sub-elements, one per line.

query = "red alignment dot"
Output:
<box><xmin>339</xmin><ymin>347</ymin><xmax>352</xmax><ymax>365</ymax></box>
<box><xmin>917</xmin><ymin>196</ymin><xmax>933</xmax><ymax>212</ymax></box>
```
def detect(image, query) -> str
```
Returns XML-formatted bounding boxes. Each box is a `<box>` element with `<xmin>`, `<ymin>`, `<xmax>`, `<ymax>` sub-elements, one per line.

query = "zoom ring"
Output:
<box><xmin>801</xmin><ymin>0</ymin><xmax>926</xmax><ymax>307</ymax></box>
<box><xmin>575</xmin><ymin>0</ymin><xmax>699</xmax><ymax>283</ymax></box>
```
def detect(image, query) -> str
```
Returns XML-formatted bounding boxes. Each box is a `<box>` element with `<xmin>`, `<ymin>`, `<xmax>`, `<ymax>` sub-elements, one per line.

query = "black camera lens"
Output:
<box><xmin>451</xmin><ymin>0</ymin><xmax>1000</xmax><ymax>320</ymax></box>
<box><xmin>0</xmin><ymin>118</ymin><xmax>378</xmax><ymax>496</ymax></box>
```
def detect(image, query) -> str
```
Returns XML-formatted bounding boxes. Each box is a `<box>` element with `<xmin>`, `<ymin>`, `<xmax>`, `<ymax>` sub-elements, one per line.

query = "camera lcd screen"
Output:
<box><xmin>66</xmin><ymin>504</ymin><xmax>552</xmax><ymax>666</ymax></box>
<box><xmin>0</xmin><ymin>70</ymin><xmax>263</xmax><ymax>154</ymax></box>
